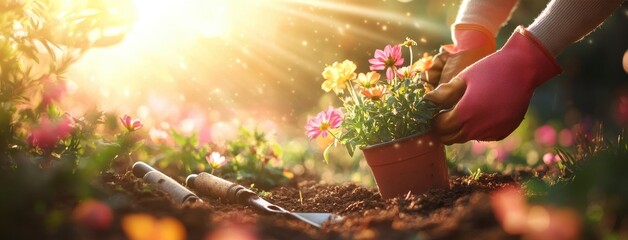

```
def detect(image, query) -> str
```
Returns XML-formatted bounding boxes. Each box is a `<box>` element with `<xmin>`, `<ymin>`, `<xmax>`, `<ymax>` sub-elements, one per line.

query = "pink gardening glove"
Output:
<box><xmin>425</xmin><ymin>24</ymin><xmax>496</xmax><ymax>87</ymax></box>
<box><xmin>425</xmin><ymin>26</ymin><xmax>562</xmax><ymax>144</ymax></box>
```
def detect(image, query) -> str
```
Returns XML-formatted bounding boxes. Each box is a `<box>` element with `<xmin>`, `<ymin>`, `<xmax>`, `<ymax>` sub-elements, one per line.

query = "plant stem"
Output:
<box><xmin>328</xmin><ymin>130</ymin><xmax>339</xmax><ymax>140</ymax></box>
<box><xmin>347</xmin><ymin>82</ymin><xmax>362</xmax><ymax>106</ymax></box>
<box><xmin>409</xmin><ymin>46</ymin><xmax>413</xmax><ymax>65</ymax></box>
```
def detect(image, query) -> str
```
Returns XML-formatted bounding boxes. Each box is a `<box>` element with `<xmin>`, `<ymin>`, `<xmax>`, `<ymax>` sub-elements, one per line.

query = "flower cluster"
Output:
<box><xmin>306</xmin><ymin>39</ymin><xmax>438</xmax><ymax>158</ymax></box>
<box><xmin>28</xmin><ymin>115</ymin><xmax>73</xmax><ymax>153</ymax></box>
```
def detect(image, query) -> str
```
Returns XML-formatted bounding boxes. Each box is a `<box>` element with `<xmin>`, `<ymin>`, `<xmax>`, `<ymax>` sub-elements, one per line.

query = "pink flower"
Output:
<box><xmin>305</xmin><ymin>107</ymin><xmax>343</xmax><ymax>140</ymax></box>
<box><xmin>542</xmin><ymin>153</ymin><xmax>560</xmax><ymax>165</ymax></box>
<box><xmin>558</xmin><ymin>129</ymin><xmax>573</xmax><ymax>147</ymax></box>
<box><xmin>206</xmin><ymin>152</ymin><xmax>227</xmax><ymax>169</ymax></box>
<box><xmin>120</xmin><ymin>114</ymin><xmax>143</xmax><ymax>132</ymax></box>
<box><xmin>534</xmin><ymin>125</ymin><xmax>556</xmax><ymax>147</ymax></box>
<box><xmin>368</xmin><ymin>44</ymin><xmax>404</xmax><ymax>80</ymax></box>
<box><xmin>28</xmin><ymin>116</ymin><xmax>73</xmax><ymax>152</ymax></box>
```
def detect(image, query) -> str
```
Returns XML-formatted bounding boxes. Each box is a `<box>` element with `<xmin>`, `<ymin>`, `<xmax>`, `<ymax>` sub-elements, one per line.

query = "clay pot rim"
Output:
<box><xmin>359</xmin><ymin>130</ymin><xmax>431</xmax><ymax>150</ymax></box>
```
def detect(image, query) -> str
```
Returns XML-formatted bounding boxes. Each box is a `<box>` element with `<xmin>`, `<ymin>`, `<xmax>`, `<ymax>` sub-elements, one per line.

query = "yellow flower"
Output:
<box><xmin>355</xmin><ymin>71</ymin><xmax>380</xmax><ymax>88</ymax></box>
<box><xmin>321</xmin><ymin>60</ymin><xmax>357</xmax><ymax>92</ymax></box>
<box><xmin>401</xmin><ymin>37</ymin><xmax>417</xmax><ymax>47</ymax></box>
<box><xmin>411</xmin><ymin>52</ymin><xmax>434</xmax><ymax>73</ymax></box>
<box><xmin>361</xmin><ymin>85</ymin><xmax>386</xmax><ymax>100</ymax></box>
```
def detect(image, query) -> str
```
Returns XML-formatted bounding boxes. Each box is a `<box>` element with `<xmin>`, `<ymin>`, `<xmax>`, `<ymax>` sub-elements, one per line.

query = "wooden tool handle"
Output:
<box><xmin>132</xmin><ymin>162</ymin><xmax>200</xmax><ymax>205</ymax></box>
<box><xmin>186</xmin><ymin>172</ymin><xmax>255</xmax><ymax>203</ymax></box>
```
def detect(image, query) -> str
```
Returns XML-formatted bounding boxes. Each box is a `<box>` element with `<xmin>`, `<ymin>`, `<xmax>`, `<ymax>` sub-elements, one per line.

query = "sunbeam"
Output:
<box><xmin>66</xmin><ymin>0</ymin><xmax>452</xmax><ymax>136</ymax></box>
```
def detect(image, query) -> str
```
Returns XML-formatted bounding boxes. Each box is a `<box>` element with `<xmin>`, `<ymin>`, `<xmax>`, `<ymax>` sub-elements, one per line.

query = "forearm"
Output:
<box><xmin>528</xmin><ymin>0</ymin><xmax>625</xmax><ymax>56</ymax></box>
<box><xmin>454</xmin><ymin>0</ymin><xmax>520</xmax><ymax>37</ymax></box>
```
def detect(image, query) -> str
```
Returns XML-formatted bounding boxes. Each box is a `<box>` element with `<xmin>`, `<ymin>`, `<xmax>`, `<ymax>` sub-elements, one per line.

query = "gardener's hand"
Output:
<box><xmin>425</xmin><ymin>26</ymin><xmax>562</xmax><ymax>144</ymax></box>
<box><xmin>425</xmin><ymin>24</ymin><xmax>495</xmax><ymax>87</ymax></box>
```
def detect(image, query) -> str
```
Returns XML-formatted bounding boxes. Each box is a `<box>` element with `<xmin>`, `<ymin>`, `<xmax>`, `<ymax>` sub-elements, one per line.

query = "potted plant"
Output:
<box><xmin>305</xmin><ymin>38</ymin><xmax>449</xmax><ymax>199</ymax></box>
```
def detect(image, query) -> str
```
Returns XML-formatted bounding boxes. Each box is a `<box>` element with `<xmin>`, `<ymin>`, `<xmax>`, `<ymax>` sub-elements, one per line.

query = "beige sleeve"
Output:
<box><xmin>454</xmin><ymin>0</ymin><xmax>520</xmax><ymax>37</ymax></box>
<box><xmin>528</xmin><ymin>0</ymin><xmax>625</xmax><ymax>56</ymax></box>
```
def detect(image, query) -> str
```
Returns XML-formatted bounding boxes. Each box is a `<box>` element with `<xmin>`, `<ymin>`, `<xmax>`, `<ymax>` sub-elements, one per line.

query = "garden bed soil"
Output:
<box><xmin>78</xmin><ymin>169</ymin><xmax>536</xmax><ymax>240</ymax></box>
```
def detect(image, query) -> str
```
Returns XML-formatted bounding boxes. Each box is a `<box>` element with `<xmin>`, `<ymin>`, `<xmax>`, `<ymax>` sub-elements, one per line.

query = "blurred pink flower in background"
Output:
<box><xmin>369</xmin><ymin>44</ymin><xmax>404</xmax><ymax>80</ymax></box>
<box><xmin>28</xmin><ymin>115</ymin><xmax>73</xmax><ymax>152</ymax></box>
<box><xmin>72</xmin><ymin>199</ymin><xmax>113</xmax><ymax>231</ymax></box>
<box><xmin>40</xmin><ymin>74</ymin><xmax>67</xmax><ymax>106</ymax></box>
<box><xmin>149</xmin><ymin>128</ymin><xmax>169</xmax><ymax>145</ymax></box>
<box><xmin>120</xmin><ymin>114</ymin><xmax>143</xmax><ymax>131</ymax></box>
<box><xmin>502</xmin><ymin>134</ymin><xmax>521</xmax><ymax>153</ymax></box>
<box><xmin>616</xmin><ymin>93</ymin><xmax>628</xmax><ymax>126</ymax></box>
<box><xmin>491</xmin><ymin>186</ymin><xmax>528</xmax><ymax>234</ymax></box>
<box><xmin>204</xmin><ymin>215</ymin><xmax>258</xmax><ymax>240</ymax></box>
<box><xmin>305</xmin><ymin>107</ymin><xmax>343</xmax><ymax>140</ymax></box>
<box><xmin>490</xmin><ymin>186</ymin><xmax>582</xmax><ymax>240</ymax></box>
<box><xmin>471</xmin><ymin>141</ymin><xmax>488</xmax><ymax>155</ymax></box>
<box><xmin>206</xmin><ymin>152</ymin><xmax>227</xmax><ymax>169</ymax></box>
<box><xmin>210</xmin><ymin>121</ymin><xmax>238</xmax><ymax>145</ymax></box>
<box><xmin>526</xmin><ymin>206</ymin><xmax>581</xmax><ymax>240</ymax></box>
<box><xmin>495</xmin><ymin>147</ymin><xmax>508</xmax><ymax>162</ymax></box>
<box><xmin>198</xmin><ymin>126</ymin><xmax>212</xmax><ymax>145</ymax></box>
<box><xmin>558</xmin><ymin>129</ymin><xmax>574</xmax><ymax>147</ymax></box>
<box><xmin>542</xmin><ymin>153</ymin><xmax>560</xmax><ymax>165</ymax></box>
<box><xmin>534</xmin><ymin>125</ymin><xmax>557</xmax><ymax>147</ymax></box>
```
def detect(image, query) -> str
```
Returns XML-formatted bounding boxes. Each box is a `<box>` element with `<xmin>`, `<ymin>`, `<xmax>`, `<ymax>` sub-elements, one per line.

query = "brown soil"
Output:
<box><xmin>76</xmin><ymin>171</ymin><xmax>523</xmax><ymax>240</ymax></box>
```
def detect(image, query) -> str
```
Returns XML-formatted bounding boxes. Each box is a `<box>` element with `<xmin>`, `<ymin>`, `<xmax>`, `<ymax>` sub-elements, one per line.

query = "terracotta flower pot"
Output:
<box><xmin>361</xmin><ymin>132</ymin><xmax>449</xmax><ymax>199</ymax></box>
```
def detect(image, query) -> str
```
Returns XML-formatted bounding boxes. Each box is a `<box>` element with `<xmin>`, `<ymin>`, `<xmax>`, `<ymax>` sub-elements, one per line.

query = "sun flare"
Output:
<box><xmin>132</xmin><ymin>0</ymin><xmax>231</xmax><ymax>39</ymax></box>
<box><xmin>66</xmin><ymin>0</ymin><xmax>447</xmax><ymax>136</ymax></box>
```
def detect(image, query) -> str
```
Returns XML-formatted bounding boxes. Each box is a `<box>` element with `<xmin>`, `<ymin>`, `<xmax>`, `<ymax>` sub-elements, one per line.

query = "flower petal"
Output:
<box><xmin>374</xmin><ymin>49</ymin><xmax>387</xmax><ymax>59</ymax></box>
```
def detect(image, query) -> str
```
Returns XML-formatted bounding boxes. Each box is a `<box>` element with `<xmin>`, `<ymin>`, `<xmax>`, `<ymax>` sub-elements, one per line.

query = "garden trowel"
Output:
<box><xmin>186</xmin><ymin>172</ymin><xmax>342</xmax><ymax>228</ymax></box>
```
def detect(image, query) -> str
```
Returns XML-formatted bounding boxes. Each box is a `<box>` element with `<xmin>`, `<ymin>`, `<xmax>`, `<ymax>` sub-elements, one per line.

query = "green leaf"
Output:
<box><xmin>323</xmin><ymin>143</ymin><xmax>333</xmax><ymax>164</ymax></box>
<box><xmin>345</xmin><ymin>142</ymin><xmax>355</xmax><ymax>157</ymax></box>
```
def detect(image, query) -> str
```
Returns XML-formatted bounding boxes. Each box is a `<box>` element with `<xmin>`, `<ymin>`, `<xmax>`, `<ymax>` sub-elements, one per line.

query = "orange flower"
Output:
<box><xmin>361</xmin><ymin>85</ymin><xmax>386</xmax><ymax>100</ymax></box>
<box><xmin>122</xmin><ymin>214</ymin><xmax>186</xmax><ymax>240</ymax></box>
<box><xmin>411</xmin><ymin>52</ymin><xmax>434</xmax><ymax>72</ymax></box>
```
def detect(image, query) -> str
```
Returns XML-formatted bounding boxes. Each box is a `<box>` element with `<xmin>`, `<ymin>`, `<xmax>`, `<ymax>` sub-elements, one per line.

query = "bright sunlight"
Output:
<box><xmin>66</xmin><ymin>0</ymin><xmax>450</xmax><ymax>137</ymax></box>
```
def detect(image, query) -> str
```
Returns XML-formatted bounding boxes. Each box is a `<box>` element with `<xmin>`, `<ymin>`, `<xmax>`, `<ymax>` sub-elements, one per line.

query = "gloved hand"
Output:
<box><xmin>425</xmin><ymin>24</ymin><xmax>496</xmax><ymax>87</ymax></box>
<box><xmin>425</xmin><ymin>26</ymin><xmax>562</xmax><ymax>144</ymax></box>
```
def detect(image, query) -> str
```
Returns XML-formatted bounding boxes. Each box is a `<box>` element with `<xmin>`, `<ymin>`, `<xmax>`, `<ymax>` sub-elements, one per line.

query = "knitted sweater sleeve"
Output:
<box><xmin>528</xmin><ymin>0</ymin><xmax>625</xmax><ymax>56</ymax></box>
